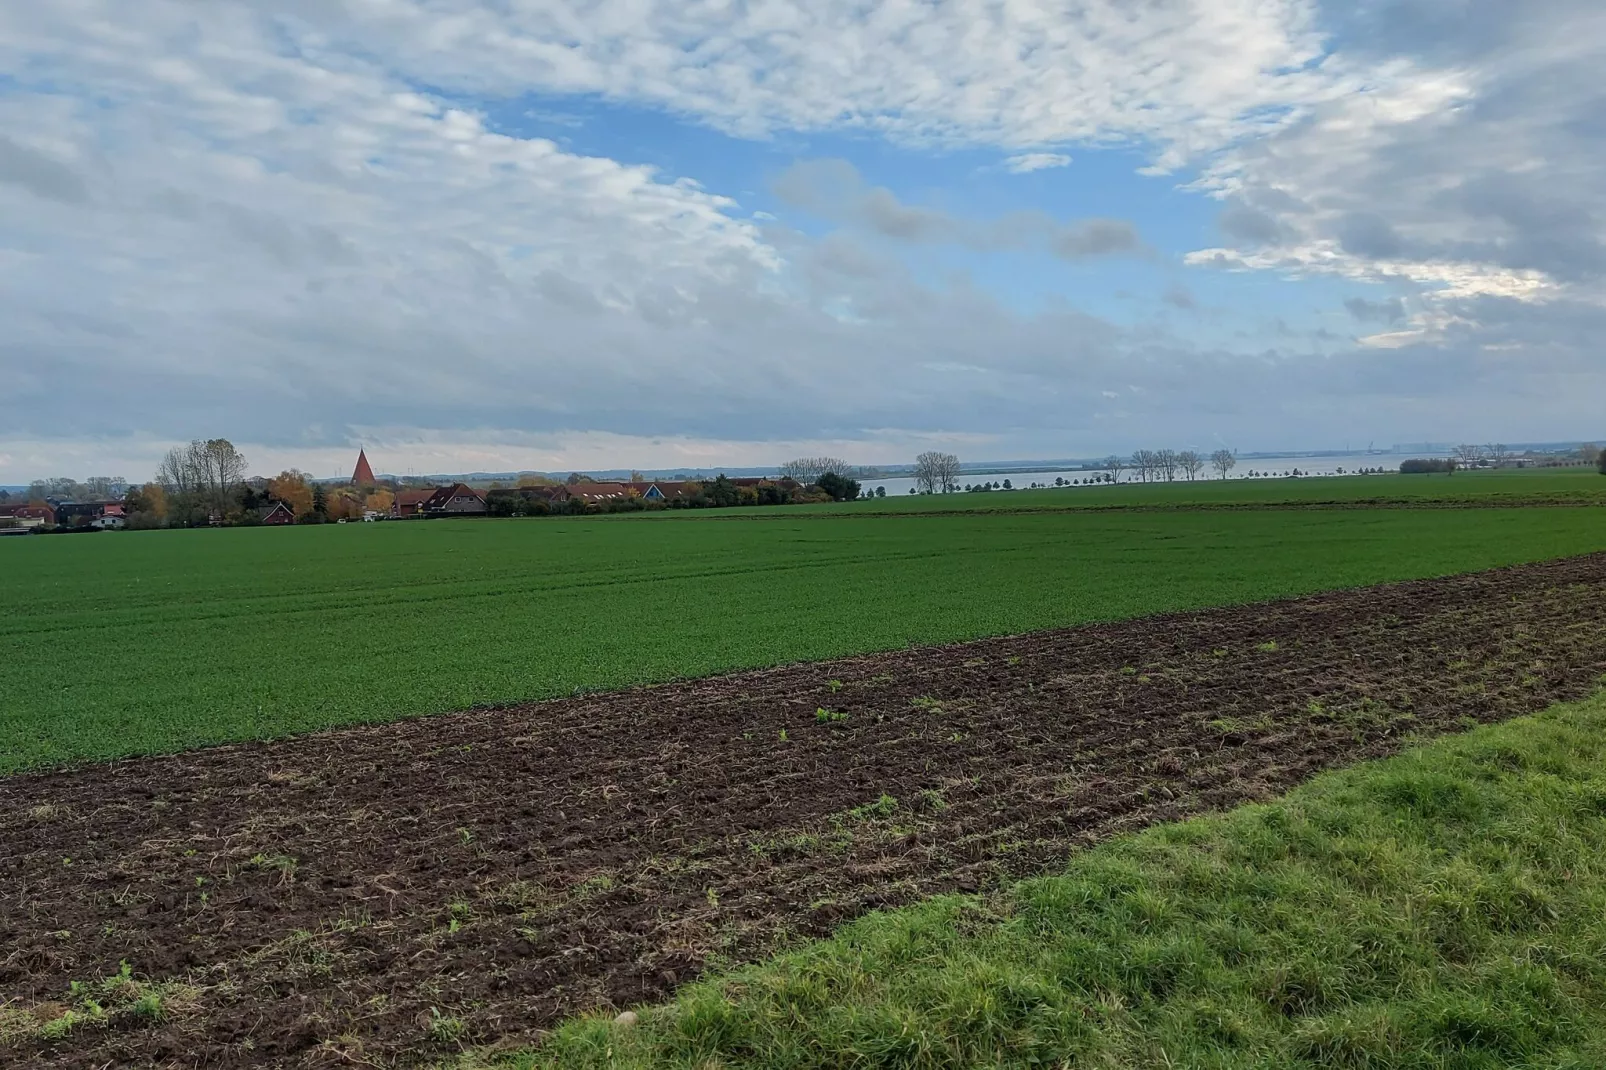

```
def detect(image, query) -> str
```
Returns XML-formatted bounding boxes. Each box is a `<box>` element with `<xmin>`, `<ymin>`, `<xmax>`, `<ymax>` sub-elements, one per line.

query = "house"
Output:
<box><xmin>54</xmin><ymin>501</ymin><xmax>119</xmax><ymax>526</ymax></box>
<box><xmin>620</xmin><ymin>480</ymin><xmax>701</xmax><ymax>502</ymax></box>
<box><xmin>392</xmin><ymin>490</ymin><xmax>436</xmax><ymax>518</ymax></box>
<box><xmin>419</xmin><ymin>483</ymin><xmax>488</xmax><ymax>516</ymax></box>
<box><xmin>0</xmin><ymin>504</ymin><xmax>57</xmax><ymax>528</ymax></box>
<box><xmin>548</xmin><ymin>482</ymin><xmax>631</xmax><ymax>505</ymax></box>
<box><xmin>257</xmin><ymin>502</ymin><xmax>296</xmax><ymax>525</ymax></box>
<box><xmin>91</xmin><ymin>512</ymin><xmax>126</xmax><ymax>530</ymax></box>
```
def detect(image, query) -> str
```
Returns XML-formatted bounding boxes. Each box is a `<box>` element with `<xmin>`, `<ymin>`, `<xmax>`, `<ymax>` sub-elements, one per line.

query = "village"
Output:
<box><xmin>0</xmin><ymin>449</ymin><xmax>843</xmax><ymax>533</ymax></box>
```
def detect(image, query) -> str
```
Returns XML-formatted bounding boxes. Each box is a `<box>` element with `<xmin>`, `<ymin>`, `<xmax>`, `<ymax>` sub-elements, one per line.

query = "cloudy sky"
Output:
<box><xmin>2</xmin><ymin>0</ymin><xmax>1603</xmax><ymax>481</ymax></box>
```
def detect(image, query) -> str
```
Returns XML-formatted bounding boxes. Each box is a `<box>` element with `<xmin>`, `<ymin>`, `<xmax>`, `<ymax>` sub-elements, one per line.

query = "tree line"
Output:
<box><xmin>1114</xmin><ymin>449</ymin><xmax>1237</xmax><ymax>482</ymax></box>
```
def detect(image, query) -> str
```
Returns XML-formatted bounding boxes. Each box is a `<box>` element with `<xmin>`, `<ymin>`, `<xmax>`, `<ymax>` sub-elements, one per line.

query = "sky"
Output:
<box><xmin>2</xmin><ymin>0</ymin><xmax>1604</xmax><ymax>482</ymax></box>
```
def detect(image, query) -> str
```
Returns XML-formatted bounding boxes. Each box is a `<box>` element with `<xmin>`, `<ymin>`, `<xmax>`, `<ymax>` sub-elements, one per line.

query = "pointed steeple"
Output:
<box><xmin>352</xmin><ymin>449</ymin><xmax>377</xmax><ymax>487</ymax></box>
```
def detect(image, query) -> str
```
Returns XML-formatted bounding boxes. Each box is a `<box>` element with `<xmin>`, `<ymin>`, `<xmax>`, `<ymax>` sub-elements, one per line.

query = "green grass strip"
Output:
<box><xmin>511</xmin><ymin>691</ymin><xmax>1606</xmax><ymax>1069</ymax></box>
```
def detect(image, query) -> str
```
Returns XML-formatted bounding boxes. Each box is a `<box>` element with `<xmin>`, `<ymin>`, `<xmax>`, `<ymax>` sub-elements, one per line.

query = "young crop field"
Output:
<box><xmin>3</xmin><ymin>501</ymin><xmax>1606</xmax><ymax>771</ymax></box>
<box><xmin>4</xmin><ymin>556</ymin><xmax>1605</xmax><ymax>1065</ymax></box>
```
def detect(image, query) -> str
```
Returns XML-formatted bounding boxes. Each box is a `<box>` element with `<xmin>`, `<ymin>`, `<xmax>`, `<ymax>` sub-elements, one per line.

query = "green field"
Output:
<box><xmin>4</xmin><ymin>482</ymin><xmax>1605</xmax><ymax>771</ymax></box>
<box><xmin>528</xmin><ymin>691</ymin><xmax>1606</xmax><ymax>1069</ymax></box>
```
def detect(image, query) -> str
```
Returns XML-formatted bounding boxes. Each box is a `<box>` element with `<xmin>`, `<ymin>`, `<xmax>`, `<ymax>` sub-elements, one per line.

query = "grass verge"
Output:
<box><xmin>506</xmin><ymin>689</ymin><xmax>1606</xmax><ymax>1069</ymax></box>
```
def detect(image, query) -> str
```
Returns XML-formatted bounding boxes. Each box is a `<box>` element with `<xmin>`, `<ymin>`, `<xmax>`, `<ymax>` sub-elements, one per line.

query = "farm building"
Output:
<box><xmin>0</xmin><ymin>504</ymin><xmax>57</xmax><ymax>528</ymax></box>
<box><xmin>620</xmin><ymin>481</ymin><xmax>700</xmax><ymax>502</ymax></box>
<box><xmin>548</xmin><ymin>482</ymin><xmax>630</xmax><ymax>505</ymax></box>
<box><xmin>257</xmin><ymin>502</ymin><xmax>295</xmax><ymax>525</ymax></box>
<box><xmin>391</xmin><ymin>490</ymin><xmax>435</xmax><ymax>518</ymax></box>
<box><xmin>418</xmin><ymin>483</ymin><xmax>488</xmax><ymax>516</ymax></box>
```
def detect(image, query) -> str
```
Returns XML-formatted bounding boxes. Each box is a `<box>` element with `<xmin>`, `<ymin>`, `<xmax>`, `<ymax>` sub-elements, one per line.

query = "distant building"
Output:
<box><xmin>257</xmin><ymin>502</ymin><xmax>295</xmax><ymax>526</ymax></box>
<box><xmin>418</xmin><ymin>483</ymin><xmax>487</xmax><ymax>516</ymax></box>
<box><xmin>0</xmin><ymin>504</ymin><xmax>56</xmax><ymax>528</ymax></box>
<box><xmin>548</xmin><ymin>482</ymin><xmax>630</xmax><ymax>505</ymax></box>
<box><xmin>352</xmin><ymin>449</ymin><xmax>377</xmax><ymax>487</ymax></box>
<box><xmin>392</xmin><ymin>489</ymin><xmax>435</xmax><ymax>518</ymax></box>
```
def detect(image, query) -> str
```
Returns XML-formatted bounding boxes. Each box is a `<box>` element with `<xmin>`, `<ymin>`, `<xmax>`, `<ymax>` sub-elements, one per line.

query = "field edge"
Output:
<box><xmin>505</xmin><ymin>689</ymin><xmax>1606</xmax><ymax>1069</ymax></box>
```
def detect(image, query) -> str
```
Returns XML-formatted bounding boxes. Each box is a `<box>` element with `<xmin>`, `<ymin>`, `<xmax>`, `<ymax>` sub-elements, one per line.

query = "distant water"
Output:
<box><xmin>857</xmin><ymin>455</ymin><xmax>1416</xmax><ymax>498</ymax></box>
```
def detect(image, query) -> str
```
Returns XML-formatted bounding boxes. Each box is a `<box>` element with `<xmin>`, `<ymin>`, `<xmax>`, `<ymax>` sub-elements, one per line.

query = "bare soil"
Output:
<box><xmin>4</xmin><ymin>554</ymin><xmax>1606</xmax><ymax>1068</ymax></box>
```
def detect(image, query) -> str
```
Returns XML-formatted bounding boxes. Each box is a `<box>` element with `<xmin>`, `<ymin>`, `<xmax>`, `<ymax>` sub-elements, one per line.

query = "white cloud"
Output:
<box><xmin>1186</xmin><ymin>0</ymin><xmax>1606</xmax><ymax>335</ymax></box>
<box><xmin>2</xmin><ymin>0</ymin><xmax>1604</xmax><ymax>482</ymax></box>
<box><xmin>1004</xmin><ymin>153</ymin><xmax>1072</xmax><ymax>173</ymax></box>
<box><xmin>240</xmin><ymin>0</ymin><xmax>1363</xmax><ymax>164</ymax></box>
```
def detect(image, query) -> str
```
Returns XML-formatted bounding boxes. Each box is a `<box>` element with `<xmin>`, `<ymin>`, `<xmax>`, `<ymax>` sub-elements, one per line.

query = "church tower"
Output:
<box><xmin>352</xmin><ymin>449</ymin><xmax>377</xmax><ymax>487</ymax></box>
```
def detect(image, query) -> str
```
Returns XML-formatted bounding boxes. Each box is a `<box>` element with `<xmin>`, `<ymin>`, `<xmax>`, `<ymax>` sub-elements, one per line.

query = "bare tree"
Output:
<box><xmin>1178</xmin><ymin>450</ymin><xmax>1205</xmax><ymax>481</ymax></box>
<box><xmin>1104</xmin><ymin>455</ymin><xmax>1125</xmax><ymax>483</ymax></box>
<box><xmin>780</xmin><ymin>457</ymin><xmax>850</xmax><ymax>484</ymax></box>
<box><xmin>914</xmin><ymin>451</ymin><xmax>961</xmax><ymax>494</ymax></box>
<box><xmin>155</xmin><ymin>439</ymin><xmax>248</xmax><ymax>514</ymax></box>
<box><xmin>156</xmin><ymin>446</ymin><xmax>200</xmax><ymax>494</ymax></box>
<box><xmin>1211</xmin><ymin>448</ymin><xmax>1237</xmax><ymax>480</ymax></box>
<box><xmin>1157</xmin><ymin>449</ymin><xmax>1180</xmax><ymax>482</ymax></box>
<box><xmin>1131</xmin><ymin>450</ymin><xmax>1151</xmax><ymax>483</ymax></box>
<box><xmin>1485</xmin><ymin>443</ymin><xmax>1509</xmax><ymax>466</ymax></box>
<box><xmin>1453</xmin><ymin>444</ymin><xmax>1484</xmax><ymax>467</ymax></box>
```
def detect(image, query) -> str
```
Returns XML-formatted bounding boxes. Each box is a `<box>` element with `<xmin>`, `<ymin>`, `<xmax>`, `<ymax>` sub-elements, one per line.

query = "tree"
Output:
<box><xmin>325</xmin><ymin>488</ymin><xmax>362</xmax><ymax>520</ymax></box>
<box><xmin>1157</xmin><ymin>449</ymin><xmax>1180</xmax><ymax>482</ymax></box>
<box><xmin>780</xmin><ymin>457</ymin><xmax>850</xmax><ymax>484</ymax></box>
<box><xmin>1178</xmin><ymin>450</ymin><xmax>1204</xmax><ymax>481</ymax></box>
<box><xmin>1486</xmin><ymin>444</ymin><xmax>1509</xmax><ymax>466</ymax></box>
<box><xmin>365</xmin><ymin>488</ymin><xmax>395</xmax><ymax>515</ymax></box>
<box><xmin>1002</xmin><ymin>478</ymin><xmax>1012</xmax><ymax>490</ymax></box>
<box><xmin>703</xmin><ymin>474</ymin><xmax>739</xmax><ymax>507</ymax></box>
<box><xmin>566</xmin><ymin>472</ymin><xmax>595</xmax><ymax>485</ymax></box>
<box><xmin>1211</xmin><ymin>448</ymin><xmax>1237</xmax><ymax>480</ymax></box>
<box><xmin>268</xmin><ymin>470</ymin><xmax>314</xmax><ymax>517</ymax></box>
<box><xmin>816</xmin><ymin>472</ymin><xmax>861</xmax><ymax>501</ymax></box>
<box><xmin>913</xmin><ymin>451</ymin><xmax>960</xmax><ymax>494</ymax></box>
<box><xmin>1102</xmin><ymin>456</ymin><xmax>1124</xmax><ymax>483</ymax></box>
<box><xmin>83</xmin><ymin>475</ymin><xmax>127</xmax><ymax>499</ymax></box>
<box><xmin>875</xmin><ymin>486</ymin><xmax>886</xmax><ymax>498</ymax></box>
<box><xmin>1580</xmin><ymin>443</ymin><xmax>1600</xmax><ymax>467</ymax></box>
<box><xmin>1598</xmin><ymin>448</ymin><xmax>1606</xmax><ymax>475</ymax></box>
<box><xmin>124</xmin><ymin>482</ymin><xmax>168</xmax><ymax>527</ymax></box>
<box><xmin>629</xmin><ymin>470</ymin><xmax>646</xmax><ymax>482</ymax></box>
<box><xmin>311</xmin><ymin>483</ymin><xmax>328</xmax><ymax>520</ymax></box>
<box><xmin>154</xmin><ymin>439</ymin><xmax>247</xmax><ymax>516</ymax></box>
<box><xmin>1453</xmin><ymin>444</ymin><xmax>1484</xmax><ymax>467</ymax></box>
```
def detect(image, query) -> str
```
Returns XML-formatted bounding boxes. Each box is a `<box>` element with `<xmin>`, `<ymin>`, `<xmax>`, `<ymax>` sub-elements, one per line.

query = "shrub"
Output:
<box><xmin>1400</xmin><ymin>458</ymin><xmax>1456</xmax><ymax>474</ymax></box>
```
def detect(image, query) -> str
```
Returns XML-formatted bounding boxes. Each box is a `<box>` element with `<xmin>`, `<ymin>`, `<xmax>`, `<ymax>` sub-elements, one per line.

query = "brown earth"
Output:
<box><xmin>4</xmin><ymin>553</ymin><xmax>1606</xmax><ymax>1068</ymax></box>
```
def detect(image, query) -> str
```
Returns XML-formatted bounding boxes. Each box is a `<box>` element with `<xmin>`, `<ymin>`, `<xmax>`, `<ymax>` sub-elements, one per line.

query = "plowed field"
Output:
<box><xmin>4</xmin><ymin>553</ymin><xmax>1606</xmax><ymax>1067</ymax></box>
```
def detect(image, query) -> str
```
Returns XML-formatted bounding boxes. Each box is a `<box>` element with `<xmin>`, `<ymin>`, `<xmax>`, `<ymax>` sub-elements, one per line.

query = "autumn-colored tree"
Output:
<box><xmin>268</xmin><ymin>470</ymin><xmax>314</xmax><ymax>517</ymax></box>
<box><xmin>365</xmin><ymin>488</ymin><xmax>395</xmax><ymax>515</ymax></box>
<box><xmin>125</xmin><ymin>482</ymin><xmax>169</xmax><ymax>526</ymax></box>
<box><xmin>325</xmin><ymin>489</ymin><xmax>362</xmax><ymax>521</ymax></box>
<box><xmin>516</xmin><ymin>474</ymin><xmax>555</xmax><ymax>488</ymax></box>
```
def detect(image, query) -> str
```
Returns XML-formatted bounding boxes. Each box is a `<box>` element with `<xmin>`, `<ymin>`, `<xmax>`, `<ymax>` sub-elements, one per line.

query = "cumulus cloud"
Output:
<box><xmin>1</xmin><ymin>0</ymin><xmax>1601</xmax><ymax>480</ymax></box>
<box><xmin>1004</xmin><ymin>153</ymin><xmax>1072</xmax><ymax>173</ymax></box>
<box><xmin>1163</xmin><ymin>283</ymin><xmax>1198</xmax><ymax>311</ymax></box>
<box><xmin>1189</xmin><ymin>0</ymin><xmax>1606</xmax><ymax>315</ymax></box>
<box><xmin>1344</xmin><ymin>296</ymin><xmax>1406</xmax><ymax>324</ymax></box>
<box><xmin>231</xmin><ymin>0</ymin><xmax>1363</xmax><ymax>166</ymax></box>
<box><xmin>773</xmin><ymin>159</ymin><xmax>1142</xmax><ymax>260</ymax></box>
